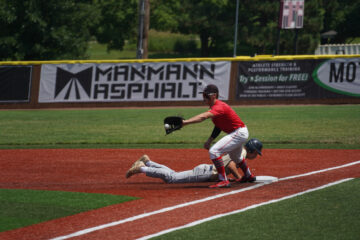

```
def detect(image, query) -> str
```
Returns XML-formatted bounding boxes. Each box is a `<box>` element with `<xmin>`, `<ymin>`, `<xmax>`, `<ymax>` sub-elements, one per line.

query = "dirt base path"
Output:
<box><xmin>0</xmin><ymin>149</ymin><xmax>359</xmax><ymax>240</ymax></box>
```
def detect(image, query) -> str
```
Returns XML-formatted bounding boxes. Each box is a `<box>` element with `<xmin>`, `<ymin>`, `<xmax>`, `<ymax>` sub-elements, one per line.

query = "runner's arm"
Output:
<box><xmin>227</xmin><ymin>161</ymin><xmax>242</xmax><ymax>180</ymax></box>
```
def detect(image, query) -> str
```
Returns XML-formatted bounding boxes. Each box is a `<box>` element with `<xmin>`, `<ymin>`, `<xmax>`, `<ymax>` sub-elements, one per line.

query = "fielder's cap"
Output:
<box><xmin>200</xmin><ymin>84</ymin><xmax>219</xmax><ymax>94</ymax></box>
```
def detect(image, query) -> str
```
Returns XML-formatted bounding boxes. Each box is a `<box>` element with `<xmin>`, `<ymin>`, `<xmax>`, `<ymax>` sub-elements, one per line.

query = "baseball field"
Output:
<box><xmin>0</xmin><ymin>105</ymin><xmax>359</xmax><ymax>239</ymax></box>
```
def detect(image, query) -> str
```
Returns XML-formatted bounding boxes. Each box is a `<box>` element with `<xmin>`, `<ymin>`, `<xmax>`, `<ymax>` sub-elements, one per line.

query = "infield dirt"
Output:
<box><xmin>0</xmin><ymin>148</ymin><xmax>359</xmax><ymax>239</ymax></box>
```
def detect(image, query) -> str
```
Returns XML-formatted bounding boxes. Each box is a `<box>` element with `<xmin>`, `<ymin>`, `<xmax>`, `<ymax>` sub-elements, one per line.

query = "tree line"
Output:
<box><xmin>0</xmin><ymin>0</ymin><xmax>359</xmax><ymax>60</ymax></box>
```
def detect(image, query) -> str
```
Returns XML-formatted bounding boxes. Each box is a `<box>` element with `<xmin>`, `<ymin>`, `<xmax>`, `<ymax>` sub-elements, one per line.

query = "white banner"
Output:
<box><xmin>313</xmin><ymin>58</ymin><xmax>360</xmax><ymax>97</ymax></box>
<box><xmin>39</xmin><ymin>61</ymin><xmax>231</xmax><ymax>102</ymax></box>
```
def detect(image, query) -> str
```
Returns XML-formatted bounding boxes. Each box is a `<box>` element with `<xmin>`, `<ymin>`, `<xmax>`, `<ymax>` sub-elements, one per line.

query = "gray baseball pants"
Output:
<box><xmin>141</xmin><ymin>160</ymin><xmax>215</xmax><ymax>183</ymax></box>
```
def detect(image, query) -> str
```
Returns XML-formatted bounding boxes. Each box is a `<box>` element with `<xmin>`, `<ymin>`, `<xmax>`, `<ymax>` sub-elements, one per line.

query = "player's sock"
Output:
<box><xmin>239</xmin><ymin>159</ymin><xmax>251</xmax><ymax>177</ymax></box>
<box><xmin>212</xmin><ymin>157</ymin><xmax>227</xmax><ymax>181</ymax></box>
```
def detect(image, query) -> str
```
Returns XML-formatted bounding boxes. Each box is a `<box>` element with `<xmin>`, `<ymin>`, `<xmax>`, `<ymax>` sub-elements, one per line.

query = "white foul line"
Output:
<box><xmin>138</xmin><ymin>178</ymin><xmax>354</xmax><ymax>240</ymax></box>
<box><xmin>279</xmin><ymin>160</ymin><xmax>360</xmax><ymax>181</ymax></box>
<box><xmin>50</xmin><ymin>160</ymin><xmax>360</xmax><ymax>240</ymax></box>
<box><xmin>51</xmin><ymin>183</ymin><xmax>269</xmax><ymax>240</ymax></box>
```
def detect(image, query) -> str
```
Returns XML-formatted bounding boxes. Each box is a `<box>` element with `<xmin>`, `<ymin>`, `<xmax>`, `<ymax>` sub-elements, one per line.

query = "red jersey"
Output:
<box><xmin>209</xmin><ymin>100</ymin><xmax>245</xmax><ymax>133</ymax></box>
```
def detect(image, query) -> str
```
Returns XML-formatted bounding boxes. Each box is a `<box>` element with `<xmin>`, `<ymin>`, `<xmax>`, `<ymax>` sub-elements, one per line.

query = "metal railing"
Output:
<box><xmin>315</xmin><ymin>44</ymin><xmax>360</xmax><ymax>55</ymax></box>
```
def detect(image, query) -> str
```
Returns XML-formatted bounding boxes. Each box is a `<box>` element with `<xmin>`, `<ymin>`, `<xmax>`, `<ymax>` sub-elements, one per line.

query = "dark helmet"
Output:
<box><xmin>200</xmin><ymin>84</ymin><xmax>219</xmax><ymax>95</ymax></box>
<box><xmin>245</xmin><ymin>138</ymin><xmax>263</xmax><ymax>156</ymax></box>
<box><xmin>199</xmin><ymin>84</ymin><xmax>219</xmax><ymax>99</ymax></box>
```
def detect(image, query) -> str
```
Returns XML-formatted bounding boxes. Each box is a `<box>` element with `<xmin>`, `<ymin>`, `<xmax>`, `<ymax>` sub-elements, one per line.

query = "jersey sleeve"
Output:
<box><xmin>209</xmin><ymin>104</ymin><xmax>224</xmax><ymax>117</ymax></box>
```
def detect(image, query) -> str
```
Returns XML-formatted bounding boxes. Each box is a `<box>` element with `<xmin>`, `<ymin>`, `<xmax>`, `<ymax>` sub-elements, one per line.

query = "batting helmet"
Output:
<box><xmin>245</xmin><ymin>138</ymin><xmax>263</xmax><ymax>156</ymax></box>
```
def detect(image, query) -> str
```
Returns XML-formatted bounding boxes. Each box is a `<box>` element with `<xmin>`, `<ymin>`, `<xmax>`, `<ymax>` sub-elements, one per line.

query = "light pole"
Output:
<box><xmin>233</xmin><ymin>0</ymin><xmax>240</xmax><ymax>57</ymax></box>
<box><xmin>137</xmin><ymin>0</ymin><xmax>145</xmax><ymax>59</ymax></box>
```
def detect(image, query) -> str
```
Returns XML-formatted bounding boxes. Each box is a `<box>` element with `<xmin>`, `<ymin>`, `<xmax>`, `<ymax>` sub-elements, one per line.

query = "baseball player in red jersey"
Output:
<box><xmin>182</xmin><ymin>84</ymin><xmax>256</xmax><ymax>188</ymax></box>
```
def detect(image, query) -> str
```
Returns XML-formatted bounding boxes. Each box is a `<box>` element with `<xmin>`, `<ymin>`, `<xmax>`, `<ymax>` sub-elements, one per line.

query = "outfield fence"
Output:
<box><xmin>0</xmin><ymin>55</ymin><xmax>359</xmax><ymax>109</ymax></box>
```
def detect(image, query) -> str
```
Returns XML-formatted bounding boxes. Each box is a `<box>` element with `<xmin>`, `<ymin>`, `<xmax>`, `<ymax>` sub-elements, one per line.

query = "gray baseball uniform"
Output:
<box><xmin>140</xmin><ymin>151</ymin><xmax>247</xmax><ymax>183</ymax></box>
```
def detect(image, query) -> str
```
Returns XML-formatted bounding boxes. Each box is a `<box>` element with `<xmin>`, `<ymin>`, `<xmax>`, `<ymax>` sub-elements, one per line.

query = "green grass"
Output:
<box><xmin>0</xmin><ymin>105</ymin><xmax>359</xmax><ymax>234</ymax></box>
<box><xmin>86</xmin><ymin>30</ymin><xmax>200</xmax><ymax>60</ymax></box>
<box><xmin>0</xmin><ymin>105</ymin><xmax>359</xmax><ymax>149</ymax></box>
<box><xmin>0</xmin><ymin>189</ymin><xmax>138</xmax><ymax>232</ymax></box>
<box><xmin>154</xmin><ymin>178</ymin><xmax>360</xmax><ymax>240</ymax></box>
<box><xmin>87</xmin><ymin>41</ymin><xmax>137</xmax><ymax>60</ymax></box>
<box><xmin>85</xmin><ymin>30</ymin><xmax>360</xmax><ymax>60</ymax></box>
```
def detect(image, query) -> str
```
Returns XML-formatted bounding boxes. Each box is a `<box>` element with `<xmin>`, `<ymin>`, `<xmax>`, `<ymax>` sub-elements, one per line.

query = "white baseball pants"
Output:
<box><xmin>209</xmin><ymin>126</ymin><xmax>249</xmax><ymax>164</ymax></box>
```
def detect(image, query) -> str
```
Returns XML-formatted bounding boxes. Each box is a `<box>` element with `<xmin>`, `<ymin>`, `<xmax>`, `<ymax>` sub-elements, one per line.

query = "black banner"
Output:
<box><xmin>236</xmin><ymin>58</ymin><xmax>360</xmax><ymax>99</ymax></box>
<box><xmin>0</xmin><ymin>66</ymin><xmax>32</xmax><ymax>102</ymax></box>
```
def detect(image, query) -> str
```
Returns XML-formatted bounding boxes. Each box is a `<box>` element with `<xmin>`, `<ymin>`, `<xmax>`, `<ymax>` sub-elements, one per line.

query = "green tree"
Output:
<box><xmin>151</xmin><ymin>0</ymin><xmax>235</xmax><ymax>57</ymax></box>
<box><xmin>235</xmin><ymin>0</ymin><xmax>325</xmax><ymax>55</ymax></box>
<box><xmin>340</xmin><ymin>2</ymin><xmax>360</xmax><ymax>43</ymax></box>
<box><xmin>150</xmin><ymin>0</ymin><xmax>326</xmax><ymax>56</ymax></box>
<box><xmin>236</xmin><ymin>0</ymin><xmax>280</xmax><ymax>55</ymax></box>
<box><xmin>0</xmin><ymin>0</ymin><xmax>138</xmax><ymax>61</ymax></box>
<box><xmin>0</xmin><ymin>0</ymin><xmax>99</xmax><ymax>60</ymax></box>
<box><xmin>92</xmin><ymin>0</ymin><xmax>138</xmax><ymax>52</ymax></box>
<box><xmin>322</xmin><ymin>0</ymin><xmax>360</xmax><ymax>43</ymax></box>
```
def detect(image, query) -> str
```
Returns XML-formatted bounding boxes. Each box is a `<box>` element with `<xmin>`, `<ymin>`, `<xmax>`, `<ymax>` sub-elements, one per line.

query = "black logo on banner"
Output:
<box><xmin>55</xmin><ymin>67</ymin><xmax>93</xmax><ymax>99</ymax></box>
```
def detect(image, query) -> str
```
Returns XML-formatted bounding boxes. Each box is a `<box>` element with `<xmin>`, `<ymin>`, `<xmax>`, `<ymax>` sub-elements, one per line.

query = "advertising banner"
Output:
<box><xmin>236</xmin><ymin>58</ymin><xmax>360</xmax><ymax>99</ymax></box>
<box><xmin>0</xmin><ymin>66</ymin><xmax>32</xmax><ymax>102</ymax></box>
<box><xmin>39</xmin><ymin>61</ymin><xmax>231</xmax><ymax>103</ymax></box>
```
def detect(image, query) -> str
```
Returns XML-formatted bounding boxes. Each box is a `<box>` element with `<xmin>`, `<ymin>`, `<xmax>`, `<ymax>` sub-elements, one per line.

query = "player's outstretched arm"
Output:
<box><xmin>183</xmin><ymin>111</ymin><xmax>214</xmax><ymax>126</ymax></box>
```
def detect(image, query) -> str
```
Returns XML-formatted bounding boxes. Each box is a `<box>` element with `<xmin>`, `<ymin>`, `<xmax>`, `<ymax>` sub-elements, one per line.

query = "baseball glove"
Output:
<box><xmin>164</xmin><ymin>116</ymin><xmax>184</xmax><ymax>135</ymax></box>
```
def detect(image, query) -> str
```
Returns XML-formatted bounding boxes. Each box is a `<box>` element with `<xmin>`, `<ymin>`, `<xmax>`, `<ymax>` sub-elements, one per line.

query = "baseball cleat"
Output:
<box><xmin>138</xmin><ymin>154</ymin><xmax>150</xmax><ymax>165</ymax></box>
<box><xmin>237</xmin><ymin>174</ymin><xmax>256</xmax><ymax>183</ymax></box>
<box><xmin>128</xmin><ymin>155</ymin><xmax>149</xmax><ymax>169</ymax></box>
<box><xmin>126</xmin><ymin>159</ymin><xmax>145</xmax><ymax>178</ymax></box>
<box><xmin>209</xmin><ymin>180</ymin><xmax>231</xmax><ymax>188</ymax></box>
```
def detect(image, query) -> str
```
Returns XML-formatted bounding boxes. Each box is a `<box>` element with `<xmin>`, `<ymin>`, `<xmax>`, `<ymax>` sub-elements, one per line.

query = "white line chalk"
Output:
<box><xmin>51</xmin><ymin>160</ymin><xmax>360</xmax><ymax>240</ymax></box>
<box><xmin>138</xmin><ymin>178</ymin><xmax>354</xmax><ymax>240</ymax></box>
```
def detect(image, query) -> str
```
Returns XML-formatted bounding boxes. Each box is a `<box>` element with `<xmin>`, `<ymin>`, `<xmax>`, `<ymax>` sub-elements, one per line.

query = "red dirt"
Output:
<box><xmin>0</xmin><ymin>148</ymin><xmax>359</xmax><ymax>240</ymax></box>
